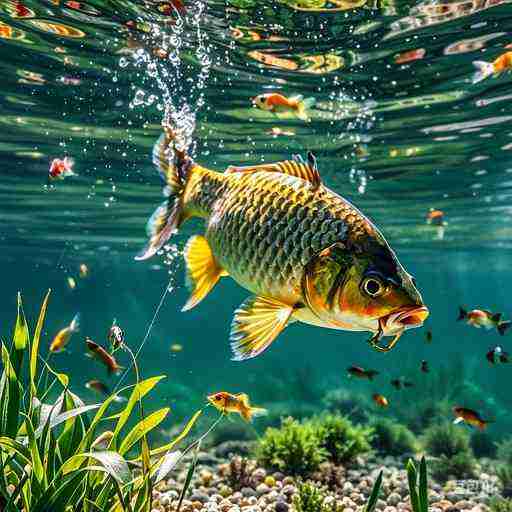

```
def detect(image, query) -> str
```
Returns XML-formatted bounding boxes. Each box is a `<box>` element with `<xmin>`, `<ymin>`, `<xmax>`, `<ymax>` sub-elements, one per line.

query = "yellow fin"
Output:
<box><xmin>230</xmin><ymin>296</ymin><xmax>294</xmax><ymax>361</ymax></box>
<box><xmin>226</xmin><ymin>152</ymin><xmax>321</xmax><ymax>189</ymax></box>
<box><xmin>181</xmin><ymin>235</ymin><xmax>226</xmax><ymax>312</ymax></box>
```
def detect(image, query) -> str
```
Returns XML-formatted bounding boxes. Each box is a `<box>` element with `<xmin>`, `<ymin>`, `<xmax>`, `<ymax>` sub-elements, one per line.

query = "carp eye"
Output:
<box><xmin>362</xmin><ymin>276</ymin><xmax>385</xmax><ymax>298</ymax></box>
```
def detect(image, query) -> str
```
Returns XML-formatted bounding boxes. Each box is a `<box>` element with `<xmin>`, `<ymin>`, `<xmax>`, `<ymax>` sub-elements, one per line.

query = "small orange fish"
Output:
<box><xmin>453</xmin><ymin>406</ymin><xmax>490</xmax><ymax>430</ymax></box>
<box><xmin>79</xmin><ymin>263</ymin><xmax>89</xmax><ymax>278</ymax></box>
<box><xmin>86</xmin><ymin>379</ymin><xmax>126</xmax><ymax>402</ymax></box>
<box><xmin>458</xmin><ymin>307</ymin><xmax>511</xmax><ymax>335</ymax></box>
<box><xmin>372</xmin><ymin>393</ymin><xmax>389</xmax><ymax>408</ymax></box>
<box><xmin>49</xmin><ymin>313</ymin><xmax>80</xmax><ymax>352</ymax></box>
<box><xmin>49</xmin><ymin>157</ymin><xmax>75</xmax><ymax>181</ymax></box>
<box><xmin>266</xmin><ymin>127</ymin><xmax>295</xmax><ymax>137</ymax></box>
<box><xmin>394</xmin><ymin>48</ymin><xmax>426</xmax><ymax>64</ymax></box>
<box><xmin>252</xmin><ymin>93</ymin><xmax>316</xmax><ymax>121</ymax></box>
<box><xmin>473</xmin><ymin>51</ymin><xmax>512</xmax><ymax>83</ymax></box>
<box><xmin>170</xmin><ymin>343</ymin><xmax>183</xmax><ymax>352</ymax></box>
<box><xmin>426</xmin><ymin>209</ymin><xmax>445</xmax><ymax>226</ymax></box>
<box><xmin>86</xmin><ymin>338</ymin><xmax>123</xmax><ymax>375</ymax></box>
<box><xmin>67</xmin><ymin>276</ymin><xmax>77</xmax><ymax>290</ymax></box>
<box><xmin>207</xmin><ymin>392</ymin><xmax>267</xmax><ymax>422</ymax></box>
<box><xmin>347</xmin><ymin>366</ymin><xmax>379</xmax><ymax>380</ymax></box>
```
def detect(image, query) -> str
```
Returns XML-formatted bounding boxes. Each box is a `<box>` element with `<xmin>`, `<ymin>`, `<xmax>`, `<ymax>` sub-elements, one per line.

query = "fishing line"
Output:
<box><xmin>113</xmin><ymin>274</ymin><xmax>173</xmax><ymax>392</ymax></box>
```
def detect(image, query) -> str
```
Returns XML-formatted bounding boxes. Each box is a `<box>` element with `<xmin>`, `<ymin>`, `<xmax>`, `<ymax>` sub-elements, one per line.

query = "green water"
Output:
<box><xmin>1</xmin><ymin>0</ymin><xmax>512</xmax><ymax>445</ymax></box>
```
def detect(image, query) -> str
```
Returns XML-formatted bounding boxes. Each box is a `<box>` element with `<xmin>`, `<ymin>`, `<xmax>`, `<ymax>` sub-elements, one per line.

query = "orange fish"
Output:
<box><xmin>394</xmin><ymin>48</ymin><xmax>426</xmax><ymax>64</ymax></box>
<box><xmin>372</xmin><ymin>393</ymin><xmax>389</xmax><ymax>408</ymax></box>
<box><xmin>252</xmin><ymin>93</ymin><xmax>316</xmax><ymax>121</ymax></box>
<box><xmin>266</xmin><ymin>127</ymin><xmax>295</xmax><ymax>137</ymax></box>
<box><xmin>473</xmin><ymin>51</ymin><xmax>512</xmax><ymax>83</ymax></box>
<box><xmin>49</xmin><ymin>157</ymin><xmax>75</xmax><ymax>181</ymax></box>
<box><xmin>453</xmin><ymin>406</ymin><xmax>490</xmax><ymax>430</ymax></box>
<box><xmin>49</xmin><ymin>313</ymin><xmax>80</xmax><ymax>352</ymax></box>
<box><xmin>457</xmin><ymin>307</ymin><xmax>511</xmax><ymax>336</ymax></box>
<box><xmin>86</xmin><ymin>338</ymin><xmax>123</xmax><ymax>375</ymax></box>
<box><xmin>207</xmin><ymin>392</ymin><xmax>267</xmax><ymax>422</ymax></box>
<box><xmin>426</xmin><ymin>209</ymin><xmax>445</xmax><ymax>226</ymax></box>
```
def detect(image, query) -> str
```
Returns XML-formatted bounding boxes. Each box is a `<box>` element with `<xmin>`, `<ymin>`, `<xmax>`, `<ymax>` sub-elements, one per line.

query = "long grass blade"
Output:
<box><xmin>177</xmin><ymin>443</ymin><xmax>200</xmax><ymax>512</ymax></box>
<box><xmin>364</xmin><ymin>470</ymin><xmax>383</xmax><ymax>512</ymax></box>
<box><xmin>62</xmin><ymin>451</ymin><xmax>132</xmax><ymax>485</ymax></box>
<box><xmin>119</xmin><ymin>408</ymin><xmax>170</xmax><ymax>455</ymax></box>
<box><xmin>407</xmin><ymin>459</ymin><xmax>420</xmax><ymax>512</ymax></box>
<box><xmin>33</xmin><ymin>404</ymin><xmax>100</xmax><ymax>439</ymax></box>
<box><xmin>153</xmin><ymin>450</ymin><xmax>182</xmax><ymax>484</ymax></box>
<box><xmin>30</xmin><ymin>290</ymin><xmax>51</xmax><ymax>398</ymax></box>
<box><xmin>419</xmin><ymin>456</ymin><xmax>428</xmax><ymax>512</ymax></box>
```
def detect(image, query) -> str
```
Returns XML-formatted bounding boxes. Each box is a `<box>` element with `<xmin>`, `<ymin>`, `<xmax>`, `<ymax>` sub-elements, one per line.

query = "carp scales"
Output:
<box><xmin>136</xmin><ymin>128</ymin><xmax>428</xmax><ymax>360</ymax></box>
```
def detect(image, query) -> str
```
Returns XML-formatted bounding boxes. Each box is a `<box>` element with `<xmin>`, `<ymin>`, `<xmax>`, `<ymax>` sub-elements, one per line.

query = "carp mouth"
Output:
<box><xmin>367</xmin><ymin>306</ymin><xmax>429</xmax><ymax>352</ymax></box>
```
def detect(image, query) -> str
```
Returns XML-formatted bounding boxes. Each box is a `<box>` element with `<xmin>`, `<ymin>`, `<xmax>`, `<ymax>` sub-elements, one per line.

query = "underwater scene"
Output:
<box><xmin>1</xmin><ymin>0</ymin><xmax>512</xmax><ymax>510</ymax></box>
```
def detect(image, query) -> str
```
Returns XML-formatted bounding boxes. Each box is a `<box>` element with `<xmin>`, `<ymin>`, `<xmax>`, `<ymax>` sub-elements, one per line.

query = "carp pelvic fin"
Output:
<box><xmin>181</xmin><ymin>235</ymin><xmax>227</xmax><ymax>312</ymax></box>
<box><xmin>230</xmin><ymin>295</ymin><xmax>295</xmax><ymax>361</ymax></box>
<box><xmin>226</xmin><ymin>155</ymin><xmax>322</xmax><ymax>189</ymax></box>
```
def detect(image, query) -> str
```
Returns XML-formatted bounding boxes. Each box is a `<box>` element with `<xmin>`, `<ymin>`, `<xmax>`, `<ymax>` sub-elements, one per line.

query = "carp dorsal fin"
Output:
<box><xmin>230</xmin><ymin>296</ymin><xmax>295</xmax><ymax>361</ymax></box>
<box><xmin>181</xmin><ymin>235</ymin><xmax>228</xmax><ymax>312</ymax></box>
<box><xmin>225</xmin><ymin>151</ymin><xmax>322</xmax><ymax>189</ymax></box>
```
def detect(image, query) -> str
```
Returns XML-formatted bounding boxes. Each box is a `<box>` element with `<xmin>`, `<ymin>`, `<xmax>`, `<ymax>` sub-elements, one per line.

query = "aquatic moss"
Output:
<box><xmin>470</xmin><ymin>430</ymin><xmax>497</xmax><ymax>458</ymax></box>
<box><xmin>312</xmin><ymin>413</ymin><xmax>373</xmax><ymax>464</ymax></box>
<box><xmin>370</xmin><ymin>417</ymin><xmax>417</xmax><ymax>456</ymax></box>
<box><xmin>497</xmin><ymin>465</ymin><xmax>512</xmax><ymax>498</ymax></box>
<box><xmin>255</xmin><ymin>417</ymin><xmax>328</xmax><ymax>476</ymax></box>
<box><xmin>497</xmin><ymin>438</ymin><xmax>512</xmax><ymax>466</ymax></box>
<box><xmin>226</xmin><ymin>456</ymin><xmax>255</xmax><ymax>491</ymax></box>
<box><xmin>421</xmin><ymin>422</ymin><xmax>472</xmax><ymax>458</ymax></box>
<box><xmin>490</xmin><ymin>497</ymin><xmax>512</xmax><ymax>512</ymax></box>
<box><xmin>293</xmin><ymin>482</ymin><xmax>344</xmax><ymax>512</ymax></box>
<box><xmin>431</xmin><ymin>452</ymin><xmax>476</xmax><ymax>482</ymax></box>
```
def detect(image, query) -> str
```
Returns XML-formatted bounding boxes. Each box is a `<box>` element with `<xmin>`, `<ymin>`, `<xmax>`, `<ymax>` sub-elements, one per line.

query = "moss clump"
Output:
<box><xmin>497</xmin><ymin>438</ymin><xmax>512</xmax><ymax>466</ymax></box>
<box><xmin>421</xmin><ymin>422</ymin><xmax>472</xmax><ymax>458</ymax></box>
<box><xmin>255</xmin><ymin>417</ymin><xmax>328</xmax><ymax>476</ymax></box>
<box><xmin>422</xmin><ymin>423</ymin><xmax>476</xmax><ymax>481</ymax></box>
<box><xmin>293</xmin><ymin>482</ymin><xmax>342</xmax><ymax>512</ymax></box>
<box><xmin>490</xmin><ymin>497</ymin><xmax>512</xmax><ymax>512</ymax></box>
<box><xmin>370</xmin><ymin>417</ymin><xmax>417</xmax><ymax>456</ymax></box>
<box><xmin>470</xmin><ymin>430</ymin><xmax>496</xmax><ymax>458</ymax></box>
<box><xmin>312</xmin><ymin>414</ymin><xmax>373</xmax><ymax>464</ymax></box>
<box><xmin>497</xmin><ymin>465</ymin><xmax>512</xmax><ymax>498</ymax></box>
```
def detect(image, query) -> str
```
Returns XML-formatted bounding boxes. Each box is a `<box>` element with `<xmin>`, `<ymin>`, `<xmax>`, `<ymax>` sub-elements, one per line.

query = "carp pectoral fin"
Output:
<box><xmin>226</xmin><ymin>155</ymin><xmax>321</xmax><ymax>189</ymax></box>
<box><xmin>181</xmin><ymin>235</ymin><xmax>227</xmax><ymax>312</ymax></box>
<box><xmin>230</xmin><ymin>296</ymin><xmax>295</xmax><ymax>361</ymax></box>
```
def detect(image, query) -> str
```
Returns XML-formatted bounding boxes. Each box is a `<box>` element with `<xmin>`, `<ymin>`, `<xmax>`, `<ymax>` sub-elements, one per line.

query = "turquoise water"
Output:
<box><xmin>1</xmin><ymin>0</ymin><xmax>512</xmax><ymax>444</ymax></box>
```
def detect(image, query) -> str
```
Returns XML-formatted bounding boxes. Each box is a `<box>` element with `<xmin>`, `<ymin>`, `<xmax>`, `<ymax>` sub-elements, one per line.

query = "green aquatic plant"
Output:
<box><xmin>497</xmin><ymin>465</ymin><xmax>512</xmax><ymax>498</ymax></box>
<box><xmin>497</xmin><ymin>437</ymin><xmax>512</xmax><ymax>466</ymax></box>
<box><xmin>0</xmin><ymin>291</ymin><xmax>208</xmax><ymax>511</ymax></box>
<box><xmin>293</xmin><ymin>482</ymin><xmax>329</xmax><ymax>512</ymax></box>
<box><xmin>406</xmin><ymin>457</ymin><xmax>429</xmax><ymax>512</ymax></box>
<box><xmin>312</xmin><ymin>413</ymin><xmax>373</xmax><ymax>464</ymax></box>
<box><xmin>255</xmin><ymin>417</ymin><xmax>327</xmax><ymax>476</ymax></box>
<box><xmin>322</xmin><ymin>388</ymin><xmax>370</xmax><ymax>424</ymax></box>
<box><xmin>421</xmin><ymin>422</ymin><xmax>476</xmax><ymax>481</ymax></box>
<box><xmin>370</xmin><ymin>417</ymin><xmax>417</xmax><ymax>456</ymax></box>
<box><xmin>421</xmin><ymin>422</ymin><xmax>472</xmax><ymax>458</ymax></box>
<box><xmin>470</xmin><ymin>430</ymin><xmax>496</xmax><ymax>458</ymax></box>
<box><xmin>490</xmin><ymin>497</ymin><xmax>512</xmax><ymax>512</ymax></box>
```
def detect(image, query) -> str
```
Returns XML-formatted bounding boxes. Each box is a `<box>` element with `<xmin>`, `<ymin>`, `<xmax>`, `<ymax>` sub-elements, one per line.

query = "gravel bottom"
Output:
<box><xmin>150</xmin><ymin>444</ymin><xmax>499</xmax><ymax>512</ymax></box>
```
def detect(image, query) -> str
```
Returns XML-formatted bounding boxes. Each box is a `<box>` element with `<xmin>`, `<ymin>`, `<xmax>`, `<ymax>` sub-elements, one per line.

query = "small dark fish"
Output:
<box><xmin>347</xmin><ymin>366</ymin><xmax>379</xmax><ymax>380</ymax></box>
<box><xmin>425</xmin><ymin>329</ymin><xmax>433</xmax><ymax>343</ymax></box>
<box><xmin>403</xmin><ymin>380</ymin><xmax>414</xmax><ymax>388</ymax></box>
<box><xmin>86</xmin><ymin>337</ymin><xmax>123</xmax><ymax>375</ymax></box>
<box><xmin>108</xmin><ymin>320</ymin><xmax>125</xmax><ymax>350</ymax></box>
<box><xmin>391</xmin><ymin>378</ymin><xmax>414</xmax><ymax>390</ymax></box>
<box><xmin>420</xmin><ymin>360</ymin><xmax>429</xmax><ymax>373</ymax></box>
<box><xmin>487</xmin><ymin>346</ymin><xmax>510</xmax><ymax>364</ymax></box>
<box><xmin>86</xmin><ymin>379</ymin><xmax>126</xmax><ymax>402</ymax></box>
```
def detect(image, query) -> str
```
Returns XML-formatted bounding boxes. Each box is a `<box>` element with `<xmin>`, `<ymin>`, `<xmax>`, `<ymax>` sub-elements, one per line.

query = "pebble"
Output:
<box><xmin>273</xmin><ymin>473</ymin><xmax>285</xmax><ymax>481</ymax></box>
<box><xmin>241</xmin><ymin>487</ymin><xmax>257</xmax><ymax>498</ymax></box>
<box><xmin>282</xmin><ymin>477</ymin><xmax>294</xmax><ymax>485</ymax></box>
<box><xmin>384</xmin><ymin>507</ymin><xmax>397</xmax><ymax>512</ymax></box>
<box><xmin>454</xmin><ymin>501</ymin><xmax>474</xmax><ymax>510</ymax></box>
<box><xmin>256</xmin><ymin>484</ymin><xmax>270</xmax><ymax>496</ymax></box>
<box><xmin>387</xmin><ymin>493</ymin><xmax>401</xmax><ymax>506</ymax></box>
<box><xmin>264</xmin><ymin>476</ymin><xmax>276</xmax><ymax>487</ymax></box>
<box><xmin>343</xmin><ymin>481</ymin><xmax>354</xmax><ymax>493</ymax></box>
<box><xmin>281</xmin><ymin>485</ymin><xmax>296</xmax><ymax>497</ymax></box>
<box><xmin>190</xmin><ymin>493</ymin><xmax>209</xmax><ymax>504</ymax></box>
<box><xmin>252</xmin><ymin>468</ymin><xmax>267</xmax><ymax>482</ymax></box>
<box><xmin>275</xmin><ymin>501</ymin><xmax>289</xmax><ymax>512</ymax></box>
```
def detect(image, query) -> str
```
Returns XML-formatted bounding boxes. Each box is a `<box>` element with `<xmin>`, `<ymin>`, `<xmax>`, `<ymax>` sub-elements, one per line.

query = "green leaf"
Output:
<box><xmin>153</xmin><ymin>450</ymin><xmax>182</xmax><ymax>484</ymax></box>
<box><xmin>419</xmin><ymin>456</ymin><xmax>428</xmax><ymax>512</ymax></box>
<box><xmin>42</xmin><ymin>359</ymin><xmax>69</xmax><ymax>389</ymax></box>
<box><xmin>30</xmin><ymin>290</ymin><xmax>51</xmax><ymax>398</ymax></box>
<box><xmin>119</xmin><ymin>408</ymin><xmax>170</xmax><ymax>455</ymax></box>
<box><xmin>34</xmin><ymin>404</ymin><xmax>100</xmax><ymax>439</ymax></box>
<box><xmin>33</xmin><ymin>469</ymin><xmax>87</xmax><ymax>511</ymax></box>
<box><xmin>177</xmin><ymin>444</ymin><xmax>200</xmax><ymax>512</ymax></box>
<box><xmin>407</xmin><ymin>459</ymin><xmax>420</xmax><ymax>512</ymax></box>
<box><xmin>1</xmin><ymin>344</ymin><xmax>21</xmax><ymax>436</ymax></box>
<box><xmin>364</xmin><ymin>470</ymin><xmax>382</xmax><ymax>512</ymax></box>
<box><xmin>111</xmin><ymin>376</ymin><xmax>165</xmax><ymax>446</ymax></box>
<box><xmin>23</xmin><ymin>415</ymin><xmax>45</xmax><ymax>486</ymax></box>
<box><xmin>0</xmin><ymin>437</ymin><xmax>32</xmax><ymax>465</ymax></box>
<box><xmin>62</xmin><ymin>451</ymin><xmax>132</xmax><ymax>485</ymax></box>
<box><xmin>145</xmin><ymin>410</ymin><xmax>202</xmax><ymax>459</ymax></box>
